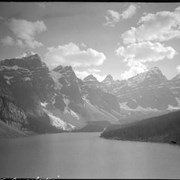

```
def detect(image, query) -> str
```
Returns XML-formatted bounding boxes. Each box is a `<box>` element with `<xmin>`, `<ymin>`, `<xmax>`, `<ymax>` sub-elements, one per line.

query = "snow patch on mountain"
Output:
<box><xmin>44</xmin><ymin>109</ymin><xmax>75</xmax><ymax>130</ymax></box>
<box><xmin>40</xmin><ymin>102</ymin><xmax>48</xmax><ymax>108</ymax></box>
<box><xmin>4</xmin><ymin>75</ymin><xmax>14</xmax><ymax>85</ymax></box>
<box><xmin>120</xmin><ymin>102</ymin><xmax>160</xmax><ymax>112</ymax></box>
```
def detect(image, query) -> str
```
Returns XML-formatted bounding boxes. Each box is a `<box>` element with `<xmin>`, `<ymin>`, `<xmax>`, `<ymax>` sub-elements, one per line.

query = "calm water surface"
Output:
<box><xmin>0</xmin><ymin>132</ymin><xmax>180</xmax><ymax>178</ymax></box>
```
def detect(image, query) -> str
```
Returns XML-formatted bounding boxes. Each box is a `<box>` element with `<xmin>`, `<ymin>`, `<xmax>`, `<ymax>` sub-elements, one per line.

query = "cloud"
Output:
<box><xmin>1</xmin><ymin>19</ymin><xmax>47</xmax><ymax>48</ymax></box>
<box><xmin>120</xmin><ymin>60</ymin><xmax>148</xmax><ymax>79</ymax></box>
<box><xmin>1</xmin><ymin>36</ymin><xmax>15</xmax><ymax>46</ymax></box>
<box><xmin>104</xmin><ymin>4</ymin><xmax>138</xmax><ymax>27</ymax></box>
<box><xmin>122</xmin><ymin>7</ymin><xmax>180</xmax><ymax>44</ymax></box>
<box><xmin>87</xmin><ymin>68</ymin><xmax>101</xmax><ymax>73</ymax></box>
<box><xmin>116</xmin><ymin>41</ymin><xmax>176</xmax><ymax>80</ymax></box>
<box><xmin>121</xmin><ymin>4</ymin><xmax>137</xmax><ymax>20</ymax></box>
<box><xmin>104</xmin><ymin>10</ymin><xmax>120</xmax><ymax>27</ymax></box>
<box><xmin>116</xmin><ymin>41</ymin><xmax>176</xmax><ymax>63</ymax></box>
<box><xmin>44</xmin><ymin>42</ymin><xmax>106</xmax><ymax>68</ymax></box>
<box><xmin>176</xmin><ymin>65</ymin><xmax>180</xmax><ymax>72</ymax></box>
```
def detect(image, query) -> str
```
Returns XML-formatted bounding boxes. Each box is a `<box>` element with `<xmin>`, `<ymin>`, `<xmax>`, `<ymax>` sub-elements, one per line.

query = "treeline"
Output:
<box><xmin>100</xmin><ymin>110</ymin><xmax>180</xmax><ymax>145</ymax></box>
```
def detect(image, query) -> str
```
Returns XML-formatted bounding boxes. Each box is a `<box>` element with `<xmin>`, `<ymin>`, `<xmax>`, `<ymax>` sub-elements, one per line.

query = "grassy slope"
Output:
<box><xmin>100</xmin><ymin>110</ymin><xmax>180</xmax><ymax>145</ymax></box>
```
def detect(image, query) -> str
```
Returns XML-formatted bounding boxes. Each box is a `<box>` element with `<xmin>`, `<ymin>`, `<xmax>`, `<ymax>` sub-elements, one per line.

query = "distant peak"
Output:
<box><xmin>171</xmin><ymin>74</ymin><xmax>180</xmax><ymax>81</ymax></box>
<box><xmin>84</xmin><ymin>74</ymin><xmax>97</xmax><ymax>81</ymax></box>
<box><xmin>53</xmin><ymin>65</ymin><xmax>73</xmax><ymax>73</ymax></box>
<box><xmin>103</xmin><ymin>74</ymin><xmax>113</xmax><ymax>81</ymax></box>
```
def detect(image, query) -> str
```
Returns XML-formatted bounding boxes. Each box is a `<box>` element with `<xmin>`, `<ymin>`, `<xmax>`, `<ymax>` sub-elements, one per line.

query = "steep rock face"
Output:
<box><xmin>167</xmin><ymin>74</ymin><xmax>180</xmax><ymax>99</ymax></box>
<box><xmin>83</xmin><ymin>74</ymin><xmax>101</xmax><ymax>89</ymax></box>
<box><xmin>83</xmin><ymin>67</ymin><xmax>178</xmax><ymax>123</ymax></box>
<box><xmin>0</xmin><ymin>95</ymin><xmax>28</xmax><ymax>131</ymax></box>
<box><xmin>0</xmin><ymin>54</ymin><xmax>63</xmax><ymax>134</ymax></box>
<box><xmin>0</xmin><ymin>52</ymin><xmax>122</xmax><ymax>136</ymax></box>
<box><xmin>102</xmin><ymin>67</ymin><xmax>178</xmax><ymax>110</ymax></box>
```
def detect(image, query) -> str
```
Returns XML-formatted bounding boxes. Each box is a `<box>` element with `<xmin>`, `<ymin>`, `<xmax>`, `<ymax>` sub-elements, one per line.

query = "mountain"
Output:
<box><xmin>102</xmin><ymin>74</ymin><xmax>114</xmax><ymax>85</ymax></box>
<box><xmin>83</xmin><ymin>74</ymin><xmax>101</xmax><ymax>89</ymax></box>
<box><xmin>167</xmin><ymin>74</ymin><xmax>180</xmax><ymax>100</ymax></box>
<box><xmin>83</xmin><ymin>67</ymin><xmax>179</xmax><ymax>123</ymax></box>
<box><xmin>1</xmin><ymin>52</ymin><xmax>180</xmax><ymax>137</ymax></box>
<box><xmin>100</xmin><ymin>110</ymin><xmax>180</xmax><ymax>145</ymax></box>
<box><xmin>0</xmin><ymin>53</ymin><xmax>121</xmax><ymax>137</ymax></box>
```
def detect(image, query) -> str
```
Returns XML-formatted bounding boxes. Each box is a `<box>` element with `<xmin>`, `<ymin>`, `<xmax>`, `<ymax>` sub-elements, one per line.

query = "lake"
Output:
<box><xmin>0</xmin><ymin>132</ymin><xmax>180</xmax><ymax>178</ymax></box>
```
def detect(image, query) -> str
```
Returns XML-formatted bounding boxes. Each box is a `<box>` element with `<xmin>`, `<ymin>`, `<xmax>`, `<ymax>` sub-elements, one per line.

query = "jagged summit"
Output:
<box><xmin>127</xmin><ymin>66</ymin><xmax>167</xmax><ymax>86</ymax></box>
<box><xmin>84</xmin><ymin>74</ymin><xmax>98</xmax><ymax>82</ymax></box>
<box><xmin>103</xmin><ymin>74</ymin><xmax>113</xmax><ymax>81</ymax></box>
<box><xmin>171</xmin><ymin>74</ymin><xmax>180</xmax><ymax>81</ymax></box>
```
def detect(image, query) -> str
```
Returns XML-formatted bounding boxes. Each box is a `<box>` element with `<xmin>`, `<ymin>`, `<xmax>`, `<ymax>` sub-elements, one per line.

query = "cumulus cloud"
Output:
<box><xmin>104</xmin><ymin>10</ymin><xmax>120</xmax><ymax>27</ymax></box>
<box><xmin>116</xmin><ymin>41</ymin><xmax>176</xmax><ymax>79</ymax></box>
<box><xmin>1</xmin><ymin>36</ymin><xmax>15</xmax><ymax>46</ymax></box>
<box><xmin>176</xmin><ymin>65</ymin><xmax>180</xmax><ymax>72</ymax></box>
<box><xmin>121</xmin><ymin>4</ymin><xmax>137</xmax><ymax>19</ymax></box>
<box><xmin>122</xmin><ymin>6</ymin><xmax>180</xmax><ymax>44</ymax></box>
<box><xmin>1</xmin><ymin>19</ymin><xmax>47</xmax><ymax>48</ymax></box>
<box><xmin>116</xmin><ymin>41</ymin><xmax>176</xmax><ymax>63</ymax></box>
<box><xmin>104</xmin><ymin>4</ymin><xmax>138</xmax><ymax>27</ymax></box>
<box><xmin>120</xmin><ymin>60</ymin><xmax>148</xmax><ymax>79</ymax></box>
<box><xmin>44</xmin><ymin>42</ymin><xmax>106</xmax><ymax>68</ymax></box>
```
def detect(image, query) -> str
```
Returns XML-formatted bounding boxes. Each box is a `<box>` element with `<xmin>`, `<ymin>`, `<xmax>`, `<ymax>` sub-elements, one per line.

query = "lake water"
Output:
<box><xmin>1</xmin><ymin>132</ymin><xmax>180</xmax><ymax>178</ymax></box>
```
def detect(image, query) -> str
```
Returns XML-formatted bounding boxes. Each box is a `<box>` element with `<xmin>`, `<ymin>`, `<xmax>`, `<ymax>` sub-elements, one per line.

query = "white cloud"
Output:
<box><xmin>1</xmin><ymin>36</ymin><xmax>15</xmax><ymax>46</ymax></box>
<box><xmin>1</xmin><ymin>19</ymin><xmax>47</xmax><ymax>48</ymax></box>
<box><xmin>116</xmin><ymin>41</ymin><xmax>176</xmax><ymax>80</ymax></box>
<box><xmin>176</xmin><ymin>65</ymin><xmax>180</xmax><ymax>72</ymax></box>
<box><xmin>74</xmin><ymin>70</ymin><xmax>90</xmax><ymax>80</ymax></box>
<box><xmin>120</xmin><ymin>60</ymin><xmax>148</xmax><ymax>79</ymax></box>
<box><xmin>44</xmin><ymin>42</ymin><xmax>106</xmax><ymax>68</ymax></box>
<box><xmin>104</xmin><ymin>4</ymin><xmax>138</xmax><ymax>27</ymax></box>
<box><xmin>104</xmin><ymin>10</ymin><xmax>120</xmax><ymax>27</ymax></box>
<box><xmin>122</xmin><ymin>7</ymin><xmax>180</xmax><ymax>44</ymax></box>
<box><xmin>121</xmin><ymin>4</ymin><xmax>137</xmax><ymax>20</ymax></box>
<box><xmin>87</xmin><ymin>68</ymin><xmax>101</xmax><ymax>73</ymax></box>
<box><xmin>116</xmin><ymin>41</ymin><xmax>176</xmax><ymax>63</ymax></box>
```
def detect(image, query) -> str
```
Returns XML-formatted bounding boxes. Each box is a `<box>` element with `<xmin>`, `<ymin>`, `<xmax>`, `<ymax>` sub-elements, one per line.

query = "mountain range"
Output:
<box><xmin>0</xmin><ymin>52</ymin><xmax>180</xmax><ymax>137</ymax></box>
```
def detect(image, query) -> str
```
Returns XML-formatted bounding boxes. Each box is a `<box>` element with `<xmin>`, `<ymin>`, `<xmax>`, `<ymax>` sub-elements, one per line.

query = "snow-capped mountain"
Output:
<box><xmin>1</xmin><ymin>52</ymin><xmax>180</xmax><ymax>137</ymax></box>
<box><xmin>102</xmin><ymin>74</ymin><xmax>114</xmax><ymax>85</ymax></box>
<box><xmin>83</xmin><ymin>66</ymin><xmax>179</xmax><ymax>122</ymax></box>
<box><xmin>0</xmin><ymin>53</ymin><xmax>121</xmax><ymax>136</ymax></box>
<box><xmin>167</xmin><ymin>74</ymin><xmax>180</xmax><ymax>100</ymax></box>
<box><xmin>83</xmin><ymin>74</ymin><xmax>101</xmax><ymax>89</ymax></box>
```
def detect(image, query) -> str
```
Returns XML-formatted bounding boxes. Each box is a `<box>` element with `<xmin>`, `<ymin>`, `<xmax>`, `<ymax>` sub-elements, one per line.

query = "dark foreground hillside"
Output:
<box><xmin>100</xmin><ymin>110</ymin><xmax>180</xmax><ymax>145</ymax></box>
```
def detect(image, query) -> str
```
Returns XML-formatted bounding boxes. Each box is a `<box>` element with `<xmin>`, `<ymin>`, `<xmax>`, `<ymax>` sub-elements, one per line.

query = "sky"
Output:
<box><xmin>0</xmin><ymin>2</ymin><xmax>180</xmax><ymax>81</ymax></box>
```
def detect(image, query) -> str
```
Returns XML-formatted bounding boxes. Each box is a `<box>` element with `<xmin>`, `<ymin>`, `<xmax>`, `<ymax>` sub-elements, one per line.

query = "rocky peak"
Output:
<box><xmin>0</xmin><ymin>53</ymin><xmax>43</xmax><ymax>70</ymax></box>
<box><xmin>84</xmin><ymin>74</ymin><xmax>98</xmax><ymax>82</ymax></box>
<box><xmin>102</xmin><ymin>74</ymin><xmax>114</xmax><ymax>84</ymax></box>
<box><xmin>127</xmin><ymin>66</ymin><xmax>167</xmax><ymax>86</ymax></box>
<box><xmin>171</xmin><ymin>74</ymin><xmax>180</xmax><ymax>81</ymax></box>
<box><xmin>53</xmin><ymin>65</ymin><xmax>76</xmax><ymax>81</ymax></box>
